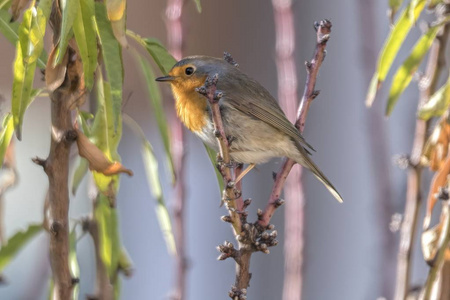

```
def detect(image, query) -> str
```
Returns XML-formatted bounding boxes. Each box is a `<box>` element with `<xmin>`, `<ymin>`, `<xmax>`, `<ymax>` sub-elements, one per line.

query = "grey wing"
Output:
<box><xmin>223</xmin><ymin>79</ymin><xmax>315</xmax><ymax>153</ymax></box>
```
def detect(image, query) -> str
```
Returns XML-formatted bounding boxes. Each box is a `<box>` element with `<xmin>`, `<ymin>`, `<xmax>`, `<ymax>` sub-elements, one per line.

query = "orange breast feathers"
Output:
<box><xmin>171</xmin><ymin>85</ymin><xmax>208</xmax><ymax>133</ymax></box>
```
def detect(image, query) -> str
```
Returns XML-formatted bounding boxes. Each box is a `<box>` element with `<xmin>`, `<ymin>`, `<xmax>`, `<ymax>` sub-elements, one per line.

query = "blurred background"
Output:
<box><xmin>0</xmin><ymin>0</ymin><xmax>435</xmax><ymax>299</ymax></box>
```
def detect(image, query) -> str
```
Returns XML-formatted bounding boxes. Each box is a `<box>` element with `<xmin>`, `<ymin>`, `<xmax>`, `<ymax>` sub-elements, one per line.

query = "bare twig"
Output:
<box><xmin>259</xmin><ymin>20</ymin><xmax>332</xmax><ymax>228</ymax></box>
<box><xmin>165</xmin><ymin>0</ymin><xmax>188</xmax><ymax>298</ymax></box>
<box><xmin>196</xmin><ymin>75</ymin><xmax>243</xmax><ymax>235</ymax></box>
<box><xmin>394</xmin><ymin>20</ymin><xmax>450</xmax><ymax>300</ymax></box>
<box><xmin>271</xmin><ymin>0</ymin><xmax>303</xmax><ymax>299</ymax></box>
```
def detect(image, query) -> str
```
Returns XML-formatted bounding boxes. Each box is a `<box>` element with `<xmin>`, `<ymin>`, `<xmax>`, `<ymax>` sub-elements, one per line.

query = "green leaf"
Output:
<box><xmin>203</xmin><ymin>143</ymin><xmax>224</xmax><ymax>194</ymax></box>
<box><xmin>193</xmin><ymin>0</ymin><xmax>201</xmax><ymax>13</ymax></box>
<box><xmin>91</xmin><ymin>73</ymin><xmax>122</xmax><ymax>193</ymax></box>
<box><xmin>54</xmin><ymin>0</ymin><xmax>78</xmax><ymax>65</ymax></box>
<box><xmin>418</xmin><ymin>78</ymin><xmax>450</xmax><ymax>120</ymax></box>
<box><xmin>37</xmin><ymin>0</ymin><xmax>52</xmax><ymax>20</ymax></box>
<box><xmin>123</xmin><ymin>114</ymin><xmax>176</xmax><ymax>255</ymax></box>
<box><xmin>134</xmin><ymin>54</ymin><xmax>175</xmax><ymax>183</ymax></box>
<box><xmin>71</xmin><ymin>157</ymin><xmax>88</xmax><ymax>195</ymax></box>
<box><xmin>386</xmin><ymin>25</ymin><xmax>440</xmax><ymax>115</ymax></box>
<box><xmin>126</xmin><ymin>30</ymin><xmax>176</xmax><ymax>75</ymax></box>
<box><xmin>73</xmin><ymin>0</ymin><xmax>97</xmax><ymax>90</ymax></box>
<box><xmin>18</xmin><ymin>6</ymin><xmax>46</xmax><ymax>64</ymax></box>
<box><xmin>95</xmin><ymin>194</ymin><xmax>121</xmax><ymax>279</ymax></box>
<box><xmin>0</xmin><ymin>224</ymin><xmax>42</xmax><ymax>271</ymax></box>
<box><xmin>69</xmin><ymin>226</ymin><xmax>80</xmax><ymax>299</ymax></box>
<box><xmin>95</xmin><ymin>2</ymin><xmax>123</xmax><ymax>133</ymax></box>
<box><xmin>0</xmin><ymin>9</ymin><xmax>19</xmax><ymax>44</ymax></box>
<box><xmin>366</xmin><ymin>0</ymin><xmax>426</xmax><ymax>106</ymax></box>
<box><xmin>0</xmin><ymin>0</ymin><xmax>13</xmax><ymax>10</ymax></box>
<box><xmin>0</xmin><ymin>114</ymin><xmax>14</xmax><ymax>167</ymax></box>
<box><xmin>11</xmin><ymin>38</ymin><xmax>37</xmax><ymax>140</ymax></box>
<box><xmin>0</xmin><ymin>9</ymin><xmax>47</xmax><ymax>69</ymax></box>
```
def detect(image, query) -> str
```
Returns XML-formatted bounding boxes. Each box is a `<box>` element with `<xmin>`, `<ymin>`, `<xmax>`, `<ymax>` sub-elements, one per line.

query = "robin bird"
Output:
<box><xmin>156</xmin><ymin>55</ymin><xmax>343</xmax><ymax>203</ymax></box>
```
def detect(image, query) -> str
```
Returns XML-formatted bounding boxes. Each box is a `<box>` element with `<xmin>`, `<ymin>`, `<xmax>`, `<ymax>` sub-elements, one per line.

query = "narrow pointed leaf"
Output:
<box><xmin>73</xmin><ymin>0</ymin><xmax>97</xmax><ymax>90</ymax></box>
<box><xmin>37</xmin><ymin>0</ymin><xmax>51</xmax><ymax>19</ymax></box>
<box><xmin>95</xmin><ymin>2</ymin><xmax>123</xmax><ymax>133</ymax></box>
<box><xmin>0</xmin><ymin>224</ymin><xmax>42</xmax><ymax>271</ymax></box>
<box><xmin>204</xmin><ymin>143</ymin><xmax>224</xmax><ymax>193</ymax></box>
<box><xmin>135</xmin><ymin>54</ymin><xmax>175</xmax><ymax>182</ymax></box>
<box><xmin>366</xmin><ymin>0</ymin><xmax>426</xmax><ymax>106</ymax></box>
<box><xmin>0</xmin><ymin>9</ymin><xmax>47</xmax><ymax>68</ymax></box>
<box><xmin>126</xmin><ymin>30</ymin><xmax>176</xmax><ymax>74</ymax></box>
<box><xmin>0</xmin><ymin>0</ymin><xmax>13</xmax><ymax>10</ymax></box>
<box><xmin>418</xmin><ymin>79</ymin><xmax>450</xmax><ymax>120</ymax></box>
<box><xmin>386</xmin><ymin>25</ymin><xmax>440</xmax><ymax>115</ymax></box>
<box><xmin>0</xmin><ymin>114</ymin><xmax>14</xmax><ymax>167</ymax></box>
<box><xmin>95</xmin><ymin>194</ymin><xmax>120</xmax><ymax>279</ymax></box>
<box><xmin>11</xmin><ymin>39</ymin><xmax>37</xmax><ymax>140</ymax></box>
<box><xmin>0</xmin><ymin>9</ymin><xmax>19</xmax><ymax>44</ymax></box>
<box><xmin>123</xmin><ymin>115</ymin><xmax>176</xmax><ymax>255</ymax></box>
<box><xmin>91</xmin><ymin>73</ymin><xmax>123</xmax><ymax>193</ymax></box>
<box><xmin>54</xmin><ymin>0</ymin><xmax>78</xmax><ymax>65</ymax></box>
<box><xmin>193</xmin><ymin>0</ymin><xmax>201</xmax><ymax>13</ymax></box>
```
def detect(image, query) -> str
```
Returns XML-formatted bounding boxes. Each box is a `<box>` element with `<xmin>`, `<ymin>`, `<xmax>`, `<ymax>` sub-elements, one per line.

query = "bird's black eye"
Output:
<box><xmin>185</xmin><ymin>67</ymin><xmax>194</xmax><ymax>75</ymax></box>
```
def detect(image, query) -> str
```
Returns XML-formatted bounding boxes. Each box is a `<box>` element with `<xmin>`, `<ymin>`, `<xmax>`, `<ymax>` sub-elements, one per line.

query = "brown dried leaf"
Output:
<box><xmin>10</xmin><ymin>0</ymin><xmax>29</xmax><ymax>21</ymax></box>
<box><xmin>76</xmin><ymin>130</ymin><xmax>132</xmax><ymax>176</ymax></box>
<box><xmin>422</xmin><ymin>222</ymin><xmax>442</xmax><ymax>263</ymax></box>
<box><xmin>45</xmin><ymin>45</ymin><xmax>68</xmax><ymax>92</ymax></box>
<box><xmin>424</xmin><ymin>156</ymin><xmax>450</xmax><ymax>230</ymax></box>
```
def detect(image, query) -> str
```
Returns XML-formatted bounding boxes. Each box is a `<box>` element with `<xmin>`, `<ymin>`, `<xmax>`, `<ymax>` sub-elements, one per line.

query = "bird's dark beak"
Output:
<box><xmin>155</xmin><ymin>76</ymin><xmax>175</xmax><ymax>82</ymax></box>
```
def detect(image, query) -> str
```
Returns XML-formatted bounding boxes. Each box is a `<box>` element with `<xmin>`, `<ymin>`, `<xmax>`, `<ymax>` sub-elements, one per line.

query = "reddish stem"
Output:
<box><xmin>259</xmin><ymin>20</ymin><xmax>332</xmax><ymax>228</ymax></box>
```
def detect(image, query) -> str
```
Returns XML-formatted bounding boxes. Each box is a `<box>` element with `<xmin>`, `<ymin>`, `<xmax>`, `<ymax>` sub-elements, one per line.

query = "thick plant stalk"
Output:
<box><xmin>394</xmin><ymin>22</ymin><xmax>449</xmax><ymax>300</ymax></box>
<box><xmin>31</xmin><ymin>4</ymin><xmax>81</xmax><ymax>299</ymax></box>
<box><xmin>33</xmin><ymin>91</ymin><xmax>75</xmax><ymax>299</ymax></box>
<box><xmin>357</xmin><ymin>0</ymin><xmax>396</xmax><ymax>297</ymax></box>
<box><xmin>271</xmin><ymin>0</ymin><xmax>304</xmax><ymax>299</ymax></box>
<box><xmin>165</xmin><ymin>0</ymin><xmax>187</xmax><ymax>299</ymax></box>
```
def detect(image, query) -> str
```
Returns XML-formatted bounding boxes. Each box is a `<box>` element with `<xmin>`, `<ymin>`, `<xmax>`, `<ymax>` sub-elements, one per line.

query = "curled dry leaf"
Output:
<box><xmin>423</xmin><ymin>117</ymin><xmax>450</xmax><ymax>171</ymax></box>
<box><xmin>45</xmin><ymin>45</ymin><xmax>68</xmax><ymax>92</ymax></box>
<box><xmin>422</xmin><ymin>222</ymin><xmax>442</xmax><ymax>264</ymax></box>
<box><xmin>424</xmin><ymin>155</ymin><xmax>450</xmax><ymax>230</ymax></box>
<box><xmin>76</xmin><ymin>130</ymin><xmax>133</xmax><ymax>176</ymax></box>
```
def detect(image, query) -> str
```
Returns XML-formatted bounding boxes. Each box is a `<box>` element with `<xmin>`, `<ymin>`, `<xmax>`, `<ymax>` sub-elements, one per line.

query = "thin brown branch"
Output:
<box><xmin>259</xmin><ymin>19</ymin><xmax>332</xmax><ymax>228</ymax></box>
<box><xmin>394</xmin><ymin>19</ymin><xmax>450</xmax><ymax>300</ymax></box>
<box><xmin>271</xmin><ymin>0</ymin><xmax>303</xmax><ymax>299</ymax></box>
<box><xmin>165</xmin><ymin>1</ymin><xmax>188</xmax><ymax>298</ymax></box>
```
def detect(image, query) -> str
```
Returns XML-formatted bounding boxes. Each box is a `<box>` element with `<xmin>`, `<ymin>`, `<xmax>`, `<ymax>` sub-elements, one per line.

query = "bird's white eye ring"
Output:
<box><xmin>185</xmin><ymin>67</ymin><xmax>195</xmax><ymax>75</ymax></box>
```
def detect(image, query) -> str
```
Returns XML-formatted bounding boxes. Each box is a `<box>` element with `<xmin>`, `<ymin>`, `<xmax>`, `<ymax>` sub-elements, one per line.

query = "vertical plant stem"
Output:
<box><xmin>394</xmin><ymin>21</ymin><xmax>449</xmax><ymax>300</ymax></box>
<box><xmin>271</xmin><ymin>0</ymin><xmax>303</xmax><ymax>299</ymax></box>
<box><xmin>42</xmin><ymin>92</ymin><xmax>75</xmax><ymax>299</ymax></box>
<box><xmin>166</xmin><ymin>0</ymin><xmax>187</xmax><ymax>298</ymax></box>
<box><xmin>357</xmin><ymin>0</ymin><xmax>396</xmax><ymax>297</ymax></box>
